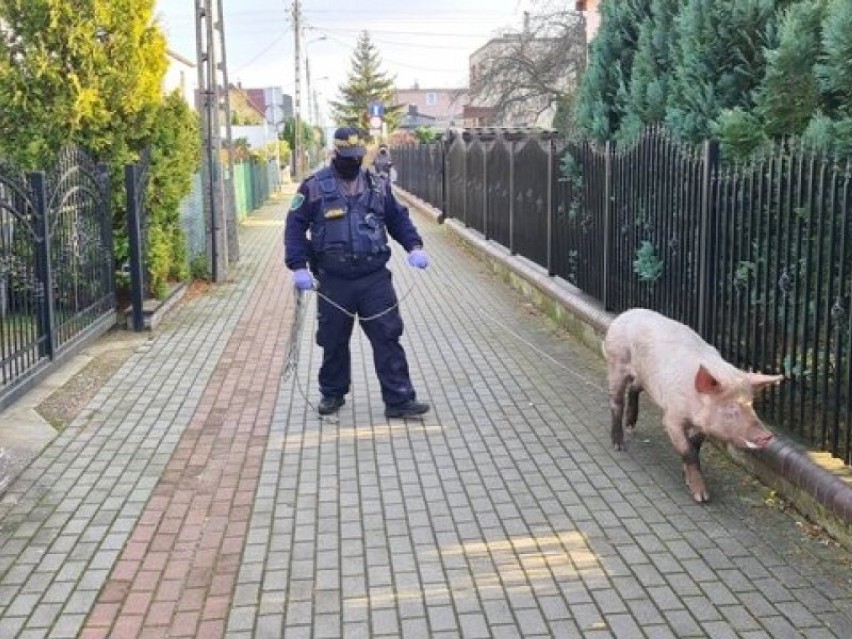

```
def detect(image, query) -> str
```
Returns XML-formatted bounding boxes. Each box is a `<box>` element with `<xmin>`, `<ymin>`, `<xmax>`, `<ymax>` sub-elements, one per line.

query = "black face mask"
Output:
<box><xmin>332</xmin><ymin>155</ymin><xmax>362</xmax><ymax>180</ymax></box>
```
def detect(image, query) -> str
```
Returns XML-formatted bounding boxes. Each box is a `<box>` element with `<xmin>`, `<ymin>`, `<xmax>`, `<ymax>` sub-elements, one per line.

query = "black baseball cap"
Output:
<box><xmin>332</xmin><ymin>127</ymin><xmax>366</xmax><ymax>157</ymax></box>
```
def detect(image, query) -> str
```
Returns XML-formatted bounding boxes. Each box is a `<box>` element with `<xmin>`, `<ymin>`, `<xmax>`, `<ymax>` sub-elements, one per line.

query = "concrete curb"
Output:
<box><xmin>398</xmin><ymin>188</ymin><xmax>852</xmax><ymax>550</ymax></box>
<box><xmin>124</xmin><ymin>281</ymin><xmax>188</xmax><ymax>331</ymax></box>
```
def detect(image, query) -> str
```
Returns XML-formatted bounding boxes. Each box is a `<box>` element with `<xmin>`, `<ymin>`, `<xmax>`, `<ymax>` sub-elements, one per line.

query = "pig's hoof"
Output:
<box><xmin>683</xmin><ymin>469</ymin><xmax>710</xmax><ymax>503</ymax></box>
<box><xmin>692</xmin><ymin>490</ymin><xmax>711</xmax><ymax>503</ymax></box>
<box><xmin>686</xmin><ymin>480</ymin><xmax>710</xmax><ymax>503</ymax></box>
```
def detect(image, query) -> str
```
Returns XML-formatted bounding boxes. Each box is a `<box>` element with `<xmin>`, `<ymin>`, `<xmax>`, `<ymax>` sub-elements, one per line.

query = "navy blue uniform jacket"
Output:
<box><xmin>284</xmin><ymin>169</ymin><xmax>423</xmax><ymax>273</ymax></box>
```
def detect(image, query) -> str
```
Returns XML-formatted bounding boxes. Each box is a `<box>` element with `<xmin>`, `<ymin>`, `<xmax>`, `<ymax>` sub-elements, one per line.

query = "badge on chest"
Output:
<box><xmin>324</xmin><ymin>207</ymin><xmax>346</xmax><ymax>219</ymax></box>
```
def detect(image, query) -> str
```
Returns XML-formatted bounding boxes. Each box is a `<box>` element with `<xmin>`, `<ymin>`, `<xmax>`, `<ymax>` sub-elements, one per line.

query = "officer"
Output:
<box><xmin>372</xmin><ymin>144</ymin><xmax>393</xmax><ymax>179</ymax></box>
<box><xmin>284</xmin><ymin>127</ymin><xmax>431</xmax><ymax>418</ymax></box>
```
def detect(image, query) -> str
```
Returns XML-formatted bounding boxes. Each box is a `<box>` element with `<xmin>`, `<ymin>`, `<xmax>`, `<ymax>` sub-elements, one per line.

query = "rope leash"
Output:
<box><xmin>475</xmin><ymin>308</ymin><xmax>607</xmax><ymax>394</ymax></box>
<box><xmin>283</xmin><ymin>288</ymin><xmax>338</xmax><ymax>421</ymax></box>
<box><xmin>311</xmin><ymin>282</ymin><xmax>416</xmax><ymax>322</ymax></box>
<box><xmin>283</xmin><ymin>273</ymin><xmax>607</xmax><ymax>418</ymax></box>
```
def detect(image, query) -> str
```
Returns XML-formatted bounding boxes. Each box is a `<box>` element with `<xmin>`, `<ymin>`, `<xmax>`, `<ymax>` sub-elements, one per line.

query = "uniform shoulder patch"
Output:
<box><xmin>289</xmin><ymin>193</ymin><xmax>305</xmax><ymax>210</ymax></box>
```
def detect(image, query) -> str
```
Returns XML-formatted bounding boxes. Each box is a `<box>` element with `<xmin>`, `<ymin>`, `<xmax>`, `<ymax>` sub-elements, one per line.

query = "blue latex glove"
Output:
<box><xmin>407</xmin><ymin>248</ymin><xmax>429</xmax><ymax>269</ymax></box>
<box><xmin>293</xmin><ymin>268</ymin><xmax>314</xmax><ymax>290</ymax></box>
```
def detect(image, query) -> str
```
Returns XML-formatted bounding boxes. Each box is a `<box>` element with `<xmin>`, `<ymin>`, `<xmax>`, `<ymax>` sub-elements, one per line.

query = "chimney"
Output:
<box><xmin>523</xmin><ymin>11</ymin><xmax>530</xmax><ymax>34</ymax></box>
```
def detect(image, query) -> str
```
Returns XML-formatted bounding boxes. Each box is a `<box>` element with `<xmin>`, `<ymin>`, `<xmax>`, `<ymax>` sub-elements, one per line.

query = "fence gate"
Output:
<box><xmin>0</xmin><ymin>147</ymin><xmax>115</xmax><ymax>409</ymax></box>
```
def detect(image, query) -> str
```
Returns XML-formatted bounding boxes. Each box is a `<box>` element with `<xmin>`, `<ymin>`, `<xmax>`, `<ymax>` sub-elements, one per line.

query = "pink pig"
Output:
<box><xmin>603</xmin><ymin>308</ymin><xmax>783</xmax><ymax>503</ymax></box>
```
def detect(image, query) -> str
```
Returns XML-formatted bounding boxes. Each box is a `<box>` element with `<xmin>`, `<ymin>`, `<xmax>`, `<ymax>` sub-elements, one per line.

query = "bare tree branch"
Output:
<box><xmin>468</xmin><ymin>4</ymin><xmax>587</xmax><ymax>126</ymax></box>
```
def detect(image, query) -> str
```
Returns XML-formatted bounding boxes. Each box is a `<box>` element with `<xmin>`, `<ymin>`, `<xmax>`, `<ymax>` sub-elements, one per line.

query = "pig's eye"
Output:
<box><xmin>723</xmin><ymin>404</ymin><xmax>740</xmax><ymax>418</ymax></box>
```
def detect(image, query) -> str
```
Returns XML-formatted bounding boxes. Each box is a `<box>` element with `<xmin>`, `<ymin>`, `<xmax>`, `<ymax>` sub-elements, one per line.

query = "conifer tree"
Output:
<box><xmin>814</xmin><ymin>0</ymin><xmax>852</xmax><ymax>115</ymax></box>
<box><xmin>619</xmin><ymin>0</ymin><xmax>679</xmax><ymax>142</ymax></box>
<box><xmin>755</xmin><ymin>0</ymin><xmax>825</xmax><ymax>139</ymax></box>
<box><xmin>574</xmin><ymin>0</ymin><xmax>653</xmax><ymax>142</ymax></box>
<box><xmin>803</xmin><ymin>0</ymin><xmax>852</xmax><ymax>154</ymax></box>
<box><xmin>665</xmin><ymin>0</ymin><xmax>781</xmax><ymax>144</ymax></box>
<box><xmin>0</xmin><ymin>0</ymin><xmax>167</xmax><ymax>169</ymax></box>
<box><xmin>146</xmin><ymin>90</ymin><xmax>200</xmax><ymax>294</ymax></box>
<box><xmin>328</xmin><ymin>31</ymin><xmax>401</xmax><ymax>138</ymax></box>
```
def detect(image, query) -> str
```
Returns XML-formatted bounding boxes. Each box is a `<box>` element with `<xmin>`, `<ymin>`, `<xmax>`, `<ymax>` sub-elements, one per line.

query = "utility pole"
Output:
<box><xmin>292</xmin><ymin>0</ymin><xmax>302</xmax><ymax>179</ymax></box>
<box><xmin>215</xmin><ymin>0</ymin><xmax>239</xmax><ymax>263</ymax></box>
<box><xmin>195</xmin><ymin>0</ymin><xmax>227</xmax><ymax>282</ymax></box>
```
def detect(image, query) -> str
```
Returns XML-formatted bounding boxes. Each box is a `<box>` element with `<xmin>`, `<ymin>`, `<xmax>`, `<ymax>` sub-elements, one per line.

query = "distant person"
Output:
<box><xmin>284</xmin><ymin>127</ymin><xmax>431</xmax><ymax>418</ymax></box>
<box><xmin>372</xmin><ymin>144</ymin><xmax>395</xmax><ymax>182</ymax></box>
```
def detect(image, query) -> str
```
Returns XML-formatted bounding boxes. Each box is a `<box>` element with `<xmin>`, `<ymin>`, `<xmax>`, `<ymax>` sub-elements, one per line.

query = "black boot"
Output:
<box><xmin>385</xmin><ymin>400</ymin><xmax>430</xmax><ymax>418</ymax></box>
<box><xmin>318</xmin><ymin>396</ymin><xmax>345</xmax><ymax>415</ymax></box>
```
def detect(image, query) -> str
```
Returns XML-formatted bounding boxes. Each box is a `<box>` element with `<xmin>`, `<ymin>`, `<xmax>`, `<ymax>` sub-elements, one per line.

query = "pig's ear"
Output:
<box><xmin>746</xmin><ymin>372</ymin><xmax>784</xmax><ymax>393</ymax></box>
<box><xmin>695</xmin><ymin>365</ymin><xmax>722</xmax><ymax>394</ymax></box>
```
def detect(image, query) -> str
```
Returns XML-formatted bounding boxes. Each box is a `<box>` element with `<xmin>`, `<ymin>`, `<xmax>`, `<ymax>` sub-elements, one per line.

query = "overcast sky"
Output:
<box><xmin>155</xmin><ymin>0</ymin><xmax>535</xmax><ymax>121</ymax></box>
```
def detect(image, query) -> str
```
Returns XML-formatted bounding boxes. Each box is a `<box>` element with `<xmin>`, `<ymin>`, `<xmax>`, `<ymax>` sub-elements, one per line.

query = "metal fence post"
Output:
<box><xmin>125</xmin><ymin>163</ymin><xmax>145</xmax><ymax>332</ymax></box>
<box><xmin>697</xmin><ymin>140</ymin><xmax>720</xmax><ymax>339</ymax></box>
<box><xmin>28</xmin><ymin>171</ymin><xmax>54</xmax><ymax>359</ymax></box>
<box><xmin>461</xmin><ymin>134</ymin><xmax>468</xmax><ymax>227</ymax></box>
<box><xmin>96</xmin><ymin>163</ymin><xmax>115</xmax><ymax>292</ymax></box>
<box><xmin>509</xmin><ymin>136</ymin><xmax>515</xmax><ymax>255</ymax></box>
<box><xmin>483</xmin><ymin>140</ymin><xmax>489</xmax><ymax>241</ymax></box>
<box><xmin>439</xmin><ymin>138</ymin><xmax>448</xmax><ymax>223</ymax></box>
<box><xmin>546</xmin><ymin>137</ymin><xmax>554</xmax><ymax>276</ymax></box>
<box><xmin>602</xmin><ymin>141</ymin><xmax>613</xmax><ymax>310</ymax></box>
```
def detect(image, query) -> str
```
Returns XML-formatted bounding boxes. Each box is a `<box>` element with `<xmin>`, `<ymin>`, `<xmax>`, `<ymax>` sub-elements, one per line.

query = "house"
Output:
<box><xmin>575</xmin><ymin>0</ymin><xmax>602</xmax><ymax>44</ymax></box>
<box><xmin>242</xmin><ymin>87</ymin><xmax>293</xmax><ymax>127</ymax></box>
<box><xmin>465</xmin><ymin>6</ymin><xmax>596</xmax><ymax>128</ymax></box>
<box><xmin>393</xmin><ymin>85</ymin><xmax>467</xmax><ymax>129</ymax></box>
<box><xmin>228</xmin><ymin>86</ymin><xmax>268</xmax><ymax>125</ymax></box>
<box><xmin>467</xmin><ymin>32</ymin><xmax>558</xmax><ymax>127</ymax></box>
<box><xmin>163</xmin><ymin>49</ymin><xmax>195</xmax><ymax>104</ymax></box>
<box><xmin>398</xmin><ymin>105</ymin><xmax>437</xmax><ymax>131</ymax></box>
<box><xmin>195</xmin><ymin>85</ymin><xmax>293</xmax><ymax>138</ymax></box>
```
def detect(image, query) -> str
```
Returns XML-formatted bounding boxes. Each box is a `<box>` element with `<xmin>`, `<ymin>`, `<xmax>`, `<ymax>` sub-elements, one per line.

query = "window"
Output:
<box><xmin>425</xmin><ymin>92</ymin><xmax>437</xmax><ymax>106</ymax></box>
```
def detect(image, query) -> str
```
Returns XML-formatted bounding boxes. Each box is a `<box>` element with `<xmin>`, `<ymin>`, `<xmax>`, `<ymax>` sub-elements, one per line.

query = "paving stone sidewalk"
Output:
<box><xmin>0</xmin><ymin>190</ymin><xmax>850</xmax><ymax>638</ymax></box>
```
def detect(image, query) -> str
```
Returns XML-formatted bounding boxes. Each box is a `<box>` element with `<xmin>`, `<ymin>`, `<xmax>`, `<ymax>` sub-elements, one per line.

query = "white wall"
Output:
<box><xmin>230</xmin><ymin>124</ymin><xmax>277</xmax><ymax>150</ymax></box>
<box><xmin>164</xmin><ymin>51</ymin><xmax>196</xmax><ymax>104</ymax></box>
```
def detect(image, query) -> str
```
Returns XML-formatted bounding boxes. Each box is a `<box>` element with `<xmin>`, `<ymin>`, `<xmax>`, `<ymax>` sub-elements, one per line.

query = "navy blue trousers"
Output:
<box><xmin>315</xmin><ymin>268</ymin><xmax>416</xmax><ymax>406</ymax></box>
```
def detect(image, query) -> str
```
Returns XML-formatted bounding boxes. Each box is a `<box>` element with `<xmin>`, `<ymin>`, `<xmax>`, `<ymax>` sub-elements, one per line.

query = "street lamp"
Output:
<box><xmin>310</xmin><ymin>76</ymin><xmax>328</xmax><ymax>127</ymax></box>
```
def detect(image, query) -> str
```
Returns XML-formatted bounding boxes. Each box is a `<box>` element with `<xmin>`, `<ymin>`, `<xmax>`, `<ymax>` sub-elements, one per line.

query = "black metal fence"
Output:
<box><xmin>394</xmin><ymin>128</ymin><xmax>852</xmax><ymax>464</ymax></box>
<box><xmin>0</xmin><ymin>147</ymin><xmax>118</xmax><ymax>409</ymax></box>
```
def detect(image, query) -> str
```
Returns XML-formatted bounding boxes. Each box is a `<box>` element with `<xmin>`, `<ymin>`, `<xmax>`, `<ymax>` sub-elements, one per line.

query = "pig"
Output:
<box><xmin>603</xmin><ymin>308</ymin><xmax>783</xmax><ymax>503</ymax></box>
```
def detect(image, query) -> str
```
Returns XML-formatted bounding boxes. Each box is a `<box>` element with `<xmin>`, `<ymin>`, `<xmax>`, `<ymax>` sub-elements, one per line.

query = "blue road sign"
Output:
<box><xmin>368</xmin><ymin>101</ymin><xmax>384</xmax><ymax>117</ymax></box>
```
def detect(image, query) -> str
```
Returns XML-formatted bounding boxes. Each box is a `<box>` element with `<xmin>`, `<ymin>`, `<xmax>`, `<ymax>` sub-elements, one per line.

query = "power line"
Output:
<box><xmin>316</xmin><ymin>31</ymin><xmax>463</xmax><ymax>74</ymax></box>
<box><xmin>232</xmin><ymin>34</ymin><xmax>287</xmax><ymax>72</ymax></box>
<box><xmin>309</xmin><ymin>26</ymin><xmax>502</xmax><ymax>38</ymax></box>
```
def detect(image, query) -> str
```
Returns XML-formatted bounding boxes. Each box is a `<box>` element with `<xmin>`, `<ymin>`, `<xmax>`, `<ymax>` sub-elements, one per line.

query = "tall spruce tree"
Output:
<box><xmin>328</xmin><ymin>32</ymin><xmax>401</xmax><ymax>138</ymax></box>
<box><xmin>619</xmin><ymin>0</ymin><xmax>679</xmax><ymax>142</ymax></box>
<box><xmin>665</xmin><ymin>0</ymin><xmax>781</xmax><ymax>144</ymax></box>
<box><xmin>574</xmin><ymin>0</ymin><xmax>653</xmax><ymax>142</ymax></box>
<box><xmin>755</xmin><ymin>0</ymin><xmax>826</xmax><ymax>139</ymax></box>
<box><xmin>803</xmin><ymin>0</ymin><xmax>852</xmax><ymax>154</ymax></box>
<box><xmin>814</xmin><ymin>0</ymin><xmax>852</xmax><ymax>115</ymax></box>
